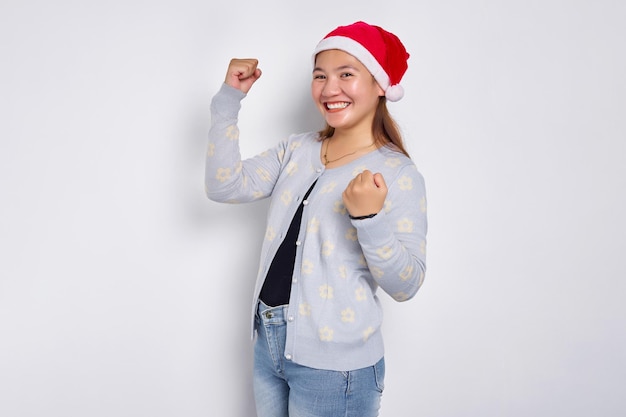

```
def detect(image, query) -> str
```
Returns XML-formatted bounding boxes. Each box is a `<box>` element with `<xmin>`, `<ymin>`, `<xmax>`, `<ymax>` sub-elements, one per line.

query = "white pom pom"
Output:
<box><xmin>385</xmin><ymin>84</ymin><xmax>404</xmax><ymax>102</ymax></box>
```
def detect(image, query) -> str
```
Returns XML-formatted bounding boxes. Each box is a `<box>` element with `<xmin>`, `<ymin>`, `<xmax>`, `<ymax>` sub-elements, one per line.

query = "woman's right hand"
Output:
<box><xmin>224</xmin><ymin>58</ymin><xmax>262</xmax><ymax>94</ymax></box>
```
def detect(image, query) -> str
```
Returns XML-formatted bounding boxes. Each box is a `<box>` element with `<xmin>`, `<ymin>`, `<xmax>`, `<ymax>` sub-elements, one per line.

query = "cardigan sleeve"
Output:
<box><xmin>205</xmin><ymin>83</ymin><xmax>285</xmax><ymax>203</ymax></box>
<box><xmin>351</xmin><ymin>164</ymin><xmax>428</xmax><ymax>301</ymax></box>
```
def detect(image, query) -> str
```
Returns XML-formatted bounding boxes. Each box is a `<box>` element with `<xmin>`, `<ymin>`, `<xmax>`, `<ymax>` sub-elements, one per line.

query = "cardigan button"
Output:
<box><xmin>285</xmin><ymin>354</ymin><xmax>292</xmax><ymax>360</ymax></box>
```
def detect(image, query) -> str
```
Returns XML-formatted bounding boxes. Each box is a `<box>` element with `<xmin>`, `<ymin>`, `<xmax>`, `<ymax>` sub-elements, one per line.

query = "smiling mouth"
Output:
<box><xmin>325</xmin><ymin>102</ymin><xmax>350</xmax><ymax>110</ymax></box>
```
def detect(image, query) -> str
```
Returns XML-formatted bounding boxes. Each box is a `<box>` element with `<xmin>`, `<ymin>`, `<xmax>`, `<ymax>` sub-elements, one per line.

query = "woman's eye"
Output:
<box><xmin>313</xmin><ymin>74</ymin><xmax>326</xmax><ymax>80</ymax></box>
<box><xmin>341</xmin><ymin>72</ymin><xmax>353</xmax><ymax>78</ymax></box>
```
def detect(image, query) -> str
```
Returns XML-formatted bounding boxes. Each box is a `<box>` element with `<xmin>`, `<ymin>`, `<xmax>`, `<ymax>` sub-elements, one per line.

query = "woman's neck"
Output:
<box><xmin>321</xmin><ymin>133</ymin><xmax>379</xmax><ymax>169</ymax></box>
<box><xmin>329</xmin><ymin>127</ymin><xmax>375</xmax><ymax>147</ymax></box>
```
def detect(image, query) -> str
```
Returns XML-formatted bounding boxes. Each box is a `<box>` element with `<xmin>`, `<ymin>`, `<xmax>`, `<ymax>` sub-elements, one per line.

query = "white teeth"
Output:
<box><xmin>326</xmin><ymin>102</ymin><xmax>349</xmax><ymax>109</ymax></box>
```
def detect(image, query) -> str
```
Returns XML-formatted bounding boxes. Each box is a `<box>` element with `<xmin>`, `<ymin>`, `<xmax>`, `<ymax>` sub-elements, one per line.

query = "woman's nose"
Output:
<box><xmin>321</xmin><ymin>77</ymin><xmax>340</xmax><ymax>96</ymax></box>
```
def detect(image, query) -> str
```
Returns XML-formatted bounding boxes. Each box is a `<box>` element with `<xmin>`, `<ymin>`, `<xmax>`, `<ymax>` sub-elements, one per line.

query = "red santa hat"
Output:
<box><xmin>312</xmin><ymin>21</ymin><xmax>410</xmax><ymax>102</ymax></box>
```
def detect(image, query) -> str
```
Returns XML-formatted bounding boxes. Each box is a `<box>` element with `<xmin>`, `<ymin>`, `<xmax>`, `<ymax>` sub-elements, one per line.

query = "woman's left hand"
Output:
<box><xmin>342</xmin><ymin>170</ymin><xmax>388</xmax><ymax>217</ymax></box>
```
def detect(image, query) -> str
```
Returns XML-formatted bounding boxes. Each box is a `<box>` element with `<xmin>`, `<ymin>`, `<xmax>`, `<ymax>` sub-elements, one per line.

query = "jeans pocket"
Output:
<box><xmin>373</xmin><ymin>357</ymin><xmax>385</xmax><ymax>392</ymax></box>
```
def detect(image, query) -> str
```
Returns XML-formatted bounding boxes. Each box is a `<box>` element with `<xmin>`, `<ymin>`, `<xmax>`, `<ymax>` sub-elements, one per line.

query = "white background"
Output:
<box><xmin>1</xmin><ymin>1</ymin><xmax>625</xmax><ymax>416</ymax></box>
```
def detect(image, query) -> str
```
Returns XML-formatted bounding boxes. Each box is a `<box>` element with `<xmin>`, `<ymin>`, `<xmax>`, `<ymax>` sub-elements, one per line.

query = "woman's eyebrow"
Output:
<box><xmin>312</xmin><ymin>65</ymin><xmax>359</xmax><ymax>72</ymax></box>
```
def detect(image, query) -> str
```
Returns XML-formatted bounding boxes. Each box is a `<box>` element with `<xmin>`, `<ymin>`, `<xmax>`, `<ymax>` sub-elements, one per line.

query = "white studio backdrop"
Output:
<box><xmin>1</xmin><ymin>1</ymin><xmax>625</xmax><ymax>416</ymax></box>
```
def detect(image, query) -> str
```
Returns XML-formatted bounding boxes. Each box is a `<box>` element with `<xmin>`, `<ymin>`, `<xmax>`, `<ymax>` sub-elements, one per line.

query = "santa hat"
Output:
<box><xmin>312</xmin><ymin>21</ymin><xmax>410</xmax><ymax>102</ymax></box>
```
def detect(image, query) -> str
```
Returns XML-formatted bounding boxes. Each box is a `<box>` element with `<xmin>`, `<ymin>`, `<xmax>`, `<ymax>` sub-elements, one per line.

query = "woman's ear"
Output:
<box><xmin>372</xmin><ymin>76</ymin><xmax>385</xmax><ymax>97</ymax></box>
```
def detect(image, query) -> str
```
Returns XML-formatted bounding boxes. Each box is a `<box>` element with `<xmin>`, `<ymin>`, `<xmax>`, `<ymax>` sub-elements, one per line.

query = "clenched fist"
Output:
<box><xmin>342</xmin><ymin>170</ymin><xmax>387</xmax><ymax>218</ymax></box>
<box><xmin>225</xmin><ymin>58</ymin><xmax>262</xmax><ymax>94</ymax></box>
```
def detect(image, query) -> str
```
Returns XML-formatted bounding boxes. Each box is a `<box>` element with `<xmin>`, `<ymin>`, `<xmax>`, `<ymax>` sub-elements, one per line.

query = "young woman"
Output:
<box><xmin>206</xmin><ymin>21</ymin><xmax>427</xmax><ymax>417</ymax></box>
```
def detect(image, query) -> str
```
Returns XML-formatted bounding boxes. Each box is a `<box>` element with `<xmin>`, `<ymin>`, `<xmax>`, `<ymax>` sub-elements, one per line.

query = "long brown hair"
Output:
<box><xmin>317</xmin><ymin>97</ymin><xmax>410</xmax><ymax>158</ymax></box>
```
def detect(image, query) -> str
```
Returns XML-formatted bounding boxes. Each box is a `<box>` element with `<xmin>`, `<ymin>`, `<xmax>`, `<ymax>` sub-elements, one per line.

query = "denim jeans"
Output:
<box><xmin>253</xmin><ymin>300</ymin><xmax>385</xmax><ymax>417</ymax></box>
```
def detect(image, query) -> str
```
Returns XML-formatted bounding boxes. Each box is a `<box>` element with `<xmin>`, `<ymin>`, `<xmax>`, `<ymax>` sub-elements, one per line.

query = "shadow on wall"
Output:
<box><xmin>288</xmin><ymin>88</ymin><xmax>325</xmax><ymax>135</ymax></box>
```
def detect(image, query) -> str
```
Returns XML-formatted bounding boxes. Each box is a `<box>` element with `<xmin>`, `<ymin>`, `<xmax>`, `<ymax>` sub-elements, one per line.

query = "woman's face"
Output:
<box><xmin>311</xmin><ymin>49</ymin><xmax>384</xmax><ymax>134</ymax></box>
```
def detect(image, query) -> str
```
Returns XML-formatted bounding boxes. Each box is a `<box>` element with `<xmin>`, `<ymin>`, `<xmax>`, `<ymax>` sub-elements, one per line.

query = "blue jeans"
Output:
<box><xmin>253</xmin><ymin>301</ymin><xmax>385</xmax><ymax>417</ymax></box>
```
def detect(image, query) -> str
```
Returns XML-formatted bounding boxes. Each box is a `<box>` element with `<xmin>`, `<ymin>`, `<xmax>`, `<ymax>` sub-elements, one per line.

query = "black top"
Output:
<box><xmin>259</xmin><ymin>181</ymin><xmax>317</xmax><ymax>307</ymax></box>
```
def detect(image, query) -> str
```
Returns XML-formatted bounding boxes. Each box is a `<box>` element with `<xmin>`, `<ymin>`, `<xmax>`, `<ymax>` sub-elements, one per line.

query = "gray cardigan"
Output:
<box><xmin>206</xmin><ymin>83</ymin><xmax>427</xmax><ymax>371</ymax></box>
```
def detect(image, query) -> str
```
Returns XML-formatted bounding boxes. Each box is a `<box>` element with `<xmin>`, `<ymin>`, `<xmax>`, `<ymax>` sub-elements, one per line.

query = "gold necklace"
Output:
<box><xmin>322</xmin><ymin>138</ymin><xmax>375</xmax><ymax>166</ymax></box>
